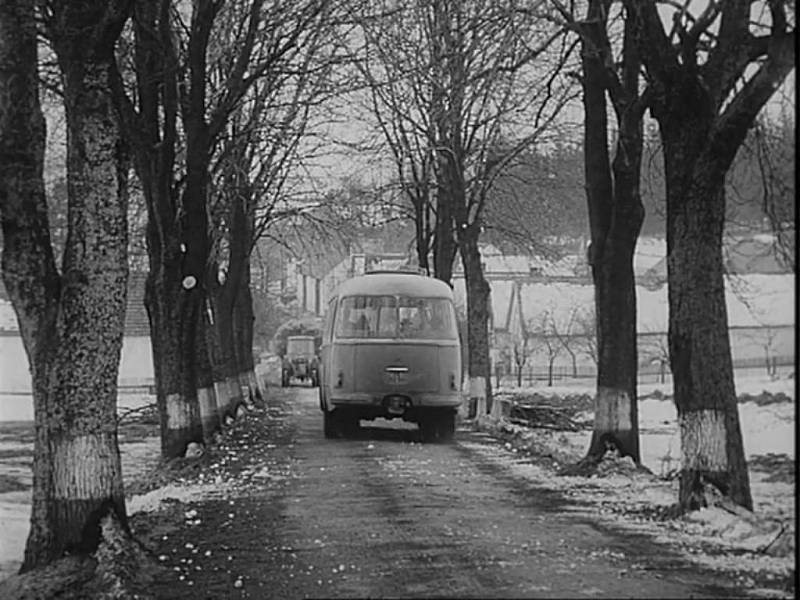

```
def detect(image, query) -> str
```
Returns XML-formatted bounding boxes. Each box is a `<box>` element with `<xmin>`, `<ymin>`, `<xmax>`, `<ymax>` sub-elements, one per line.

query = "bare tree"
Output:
<box><xmin>749</xmin><ymin>115</ymin><xmax>795</xmax><ymax>272</ymax></box>
<box><xmin>625</xmin><ymin>0</ymin><xmax>795</xmax><ymax>511</ymax></box>
<box><xmin>513</xmin><ymin>338</ymin><xmax>530</xmax><ymax>388</ymax></box>
<box><xmin>551</xmin><ymin>0</ymin><xmax>646</xmax><ymax>471</ymax></box>
<box><xmin>573</xmin><ymin>305</ymin><xmax>598</xmax><ymax>369</ymax></box>
<box><xmin>206</xmin><ymin>0</ymin><xmax>345</xmax><ymax>421</ymax></box>
<box><xmin>1</xmin><ymin>0</ymin><xmax>136</xmax><ymax>572</ymax></box>
<box><xmin>355</xmin><ymin>0</ymin><xmax>576</xmax><ymax>414</ymax></box>
<box><xmin>113</xmin><ymin>0</ymin><xmax>342</xmax><ymax>457</ymax></box>
<box><xmin>639</xmin><ymin>328</ymin><xmax>670</xmax><ymax>384</ymax></box>
<box><xmin>528</xmin><ymin>312</ymin><xmax>562</xmax><ymax>387</ymax></box>
<box><xmin>549</xmin><ymin>305</ymin><xmax>583</xmax><ymax>377</ymax></box>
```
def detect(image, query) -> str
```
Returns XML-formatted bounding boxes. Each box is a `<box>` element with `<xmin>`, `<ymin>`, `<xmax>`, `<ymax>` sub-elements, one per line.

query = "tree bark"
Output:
<box><xmin>1</xmin><ymin>0</ymin><xmax>60</xmax><ymax>570</ymax></box>
<box><xmin>1</xmin><ymin>0</ymin><xmax>132</xmax><ymax>570</ymax></box>
<box><xmin>459</xmin><ymin>226</ymin><xmax>492</xmax><ymax>415</ymax></box>
<box><xmin>433</xmin><ymin>189</ymin><xmax>457</xmax><ymax>284</ymax></box>
<box><xmin>578</xmin><ymin>0</ymin><xmax>643</xmax><ymax>467</ymax></box>
<box><xmin>621</xmin><ymin>0</ymin><xmax>795</xmax><ymax>511</ymax></box>
<box><xmin>116</xmin><ymin>0</ymin><xmax>206</xmax><ymax>459</ymax></box>
<box><xmin>661</xmin><ymin>120</ymin><xmax>752</xmax><ymax>510</ymax></box>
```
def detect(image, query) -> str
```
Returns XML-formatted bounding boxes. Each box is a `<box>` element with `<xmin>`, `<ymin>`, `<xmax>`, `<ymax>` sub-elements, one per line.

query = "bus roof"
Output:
<box><xmin>334</xmin><ymin>272</ymin><xmax>454</xmax><ymax>299</ymax></box>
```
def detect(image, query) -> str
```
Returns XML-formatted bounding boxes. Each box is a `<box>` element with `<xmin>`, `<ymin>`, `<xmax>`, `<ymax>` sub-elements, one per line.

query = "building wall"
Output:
<box><xmin>0</xmin><ymin>334</ymin><xmax>154</xmax><ymax>394</ymax></box>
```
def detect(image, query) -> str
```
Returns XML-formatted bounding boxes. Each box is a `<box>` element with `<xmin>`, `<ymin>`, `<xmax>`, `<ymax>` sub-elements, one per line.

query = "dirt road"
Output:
<box><xmin>134</xmin><ymin>386</ymin><xmax>746</xmax><ymax>599</ymax></box>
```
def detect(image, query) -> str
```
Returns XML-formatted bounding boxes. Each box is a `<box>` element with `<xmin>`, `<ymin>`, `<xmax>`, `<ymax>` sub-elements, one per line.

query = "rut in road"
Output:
<box><xmin>139</xmin><ymin>386</ymin><xmax>745</xmax><ymax>599</ymax></box>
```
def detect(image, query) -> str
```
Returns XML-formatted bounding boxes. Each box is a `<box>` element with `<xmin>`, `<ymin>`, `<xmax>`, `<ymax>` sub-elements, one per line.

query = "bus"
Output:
<box><xmin>319</xmin><ymin>271</ymin><xmax>464</xmax><ymax>442</ymax></box>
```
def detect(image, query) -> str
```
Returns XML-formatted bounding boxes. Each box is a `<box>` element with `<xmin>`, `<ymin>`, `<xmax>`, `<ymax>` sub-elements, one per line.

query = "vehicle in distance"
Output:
<box><xmin>282</xmin><ymin>335</ymin><xmax>319</xmax><ymax>387</ymax></box>
<box><xmin>318</xmin><ymin>270</ymin><xmax>464</xmax><ymax>442</ymax></box>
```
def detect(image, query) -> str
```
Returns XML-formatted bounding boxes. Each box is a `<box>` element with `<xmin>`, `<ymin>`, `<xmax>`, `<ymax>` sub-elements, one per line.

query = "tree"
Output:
<box><xmin>549</xmin><ymin>305</ymin><xmax>583</xmax><ymax>378</ymax></box>
<box><xmin>529</xmin><ymin>312</ymin><xmax>562</xmax><ymax>387</ymax></box>
<box><xmin>1</xmin><ymin>0</ymin><xmax>134</xmax><ymax>571</ymax></box>
<box><xmin>113</xmin><ymin>0</ymin><xmax>341</xmax><ymax>456</ymax></box>
<box><xmin>639</xmin><ymin>327</ymin><xmax>670</xmax><ymax>384</ymax></box>
<box><xmin>356</xmin><ymin>0</ymin><xmax>575</xmax><ymax>416</ymax></box>
<box><xmin>353</xmin><ymin>2</ymin><xmax>458</xmax><ymax>280</ymax></box>
<box><xmin>553</xmin><ymin>0</ymin><xmax>646</xmax><ymax>470</ymax></box>
<box><xmin>625</xmin><ymin>0</ymin><xmax>795</xmax><ymax>511</ymax></box>
<box><xmin>513</xmin><ymin>339</ymin><xmax>530</xmax><ymax>388</ymax></box>
<box><xmin>573</xmin><ymin>305</ymin><xmax>598</xmax><ymax>369</ymax></box>
<box><xmin>483</xmin><ymin>143</ymin><xmax>587</xmax><ymax>253</ymax></box>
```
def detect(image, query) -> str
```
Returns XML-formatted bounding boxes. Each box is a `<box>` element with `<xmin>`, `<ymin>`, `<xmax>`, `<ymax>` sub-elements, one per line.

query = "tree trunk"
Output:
<box><xmin>109</xmin><ymin>1</ymin><xmax>209</xmax><ymax>460</ymax></box>
<box><xmin>662</xmin><ymin>127</ymin><xmax>752</xmax><ymax>511</ymax></box>
<box><xmin>144</xmin><ymin>266</ymin><xmax>204</xmax><ymax>456</ymax></box>
<box><xmin>459</xmin><ymin>227</ymin><xmax>492</xmax><ymax>415</ymax></box>
<box><xmin>207</xmin><ymin>282</ymin><xmax>240</xmax><ymax>423</ymax></box>
<box><xmin>578</xmin><ymin>0</ymin><xmax>643</xmax><ymax>467</ymax></box>
<box><xmin>433</xmin><ymin>191</ymin><xmax>457</xmax><ymax>284</ymax></box>
<box><xmin>0</xmin><ymin>0</ymin><xmax>132</xmax><ymax>569</ymax></box>
<box><xmin>1</xmin><ymin>0</ymin><xmax>59</xmax><ymax>568</ymax></box>
<box><xmin>235</xmin><ymin>258</ymin><xmax>262</xmax><ymax>406</ymax></box>
<box><xmin>411</xmin><ymin>189</ymin><xmax>433</xmax><ymax>275</ymax></box>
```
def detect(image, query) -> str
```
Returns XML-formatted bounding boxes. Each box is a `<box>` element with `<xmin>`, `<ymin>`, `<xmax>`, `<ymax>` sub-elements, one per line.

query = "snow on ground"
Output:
<box><xmin>482</xmin><ymin>371</ymin><xmax>796</xmax><ymax>596</ymax></box>
<box><xmin>0</xmin><ymin>371</ymin><xmax>795</xmax><ymax>590</ymax></box>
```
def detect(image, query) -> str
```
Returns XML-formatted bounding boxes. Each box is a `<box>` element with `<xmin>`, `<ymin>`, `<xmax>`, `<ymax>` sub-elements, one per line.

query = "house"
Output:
<box><xmin>0</xmin><ymin>271</ymin><xmax>155</xmax><ymax>409</ymax></box>
<box><xmin>500</xmin><ymin>272</ymin><xmax>794</xmax><ymax>378</ymax></box>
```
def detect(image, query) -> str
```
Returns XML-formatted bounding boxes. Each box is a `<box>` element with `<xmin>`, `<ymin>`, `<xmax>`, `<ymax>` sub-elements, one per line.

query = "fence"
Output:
<box><xmin>495</xmin><ymin>353</ymin><xmax>795</xmax><ymax>388</ymax></box>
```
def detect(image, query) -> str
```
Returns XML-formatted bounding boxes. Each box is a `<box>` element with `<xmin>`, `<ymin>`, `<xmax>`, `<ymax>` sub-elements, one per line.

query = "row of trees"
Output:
<box><xmin>0</xmin><ymin>0</ymin><xmax>793</xmax><ymax>582</ymax></box>
<box><xmin>350</xmin><ymin>0</ymin><xmax>794</xmax><ymax>515</ymax></box>
<box><xmin>1</xmin><ymin>0</ymin><xmax>350</xmax><ymax>577</ymax></box>
<box><xmin>350</xmin><ymin>0</ymin><xmax>576</xmax><ymax>413</ymax></box>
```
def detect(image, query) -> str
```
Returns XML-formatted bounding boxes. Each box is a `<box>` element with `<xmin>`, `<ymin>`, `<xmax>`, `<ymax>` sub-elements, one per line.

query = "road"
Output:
<box><xmin>138</xmin><ymin>385</ymin><xmax>744</xmax><ymax>599</ymax></box>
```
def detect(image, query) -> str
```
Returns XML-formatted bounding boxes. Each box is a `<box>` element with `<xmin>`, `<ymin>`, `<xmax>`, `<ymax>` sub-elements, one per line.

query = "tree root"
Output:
<box><xmin>559</xmin><ymin>442</ymin><xmax>653</xmax><ymax>478</ymax></box>
<box><xmin>0</xmin><ymin>506</ymin><xmax>164</xmax><ymax>599</ymax></box>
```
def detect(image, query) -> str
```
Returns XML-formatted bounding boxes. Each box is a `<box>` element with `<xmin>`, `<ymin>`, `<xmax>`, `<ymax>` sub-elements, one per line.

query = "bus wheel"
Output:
<box><xmin>340</xmin><ymin>411</ymin><xmax>360</xmax><ymax>439</ymax></box>
<box><xmin>420</xmin><ymin>417</ymin><xmax>438</xmax><ymax>443</ymax></box>
<box><xmin>438</xmin><ymin>411</ymin><xmax>456</xmax><ymax>442</ymax></box>
<box><xmin>323</xmin><ymin>409</ymin><xmax>339</xmax><ymax>439</ymax></box>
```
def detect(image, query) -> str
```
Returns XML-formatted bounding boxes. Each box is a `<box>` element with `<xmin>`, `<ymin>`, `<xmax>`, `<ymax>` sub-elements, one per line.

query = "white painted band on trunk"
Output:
<box><xmin>680</xmin><ymin>409</ymin><xmax>728</xmax><ymax>471</ymax></box>
<box><xmin>53</xmin><ymin>435</ymin><xmax>123</xmax><ymax>499</ymax></box>
<box><xmin>197</xmin><ymin>386</ymin><xmax>217</xmax><ymax>420</ymax></box>
<box><xmin>468</xmin><ymin>376</ymin><xmax>487</xmax><ymax>400</ymax></box>
<box><xmin>246</xmin><ymin>370</ymin><xmax>259</xmax><ymax>395</ymax></box>
<box><xmin>469</xmin><ymin>376</ymin><xmax>487</xmax><ymax>417</ymax></box>
<box><xmin>594</xmin><ymin>387</ymin><xmax>633</xmax><ymax>432</ymax></box>
<box><xmin>214</xmin><ymin>380</ymin><xmax>231</xmax><ymax>413</ymax></box>
<box><xmin>166</xmin><ymin>393</ymin><xmax>192</xmax><ymax>430</ymax></box>
<box><xmin>227</xmin><ymin>376</ymin><xmax>243</xmax><ymax>401</ymax></box>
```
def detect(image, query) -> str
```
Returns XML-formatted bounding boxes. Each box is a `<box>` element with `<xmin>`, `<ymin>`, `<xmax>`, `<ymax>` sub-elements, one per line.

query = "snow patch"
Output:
<box><xmin>127</xmin><ymin>482</ymin><xmax>220</xmax><ymax>515</ymax></box>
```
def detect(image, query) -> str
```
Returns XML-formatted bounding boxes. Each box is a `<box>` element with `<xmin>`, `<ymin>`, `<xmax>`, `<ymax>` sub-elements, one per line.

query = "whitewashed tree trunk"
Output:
<box><xmin>1</xmin><ymin>0</ymin><xmax>133</xmax><ymax>570</ymax></box>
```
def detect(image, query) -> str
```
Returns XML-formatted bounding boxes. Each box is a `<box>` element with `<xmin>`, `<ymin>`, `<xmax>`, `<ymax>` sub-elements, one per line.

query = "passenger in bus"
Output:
<box><xmin>353</xmin><ymin>313</ymin><xmax>371</xmax><ymax>337</ymax></box>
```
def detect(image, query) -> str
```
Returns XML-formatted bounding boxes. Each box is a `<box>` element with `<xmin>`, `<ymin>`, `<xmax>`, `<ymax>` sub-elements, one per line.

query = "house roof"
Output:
<box><xmin>0</xmin><ymin>271</ymin><xmax>151</xmax><ymax>337</ymax></box>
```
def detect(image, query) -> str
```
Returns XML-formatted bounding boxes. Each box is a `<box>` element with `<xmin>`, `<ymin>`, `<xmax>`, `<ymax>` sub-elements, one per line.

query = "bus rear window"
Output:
<box><xmin>334</xmin><ymin>295</ymin><xmax>457</xmax><ymax>340</ymax></box>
